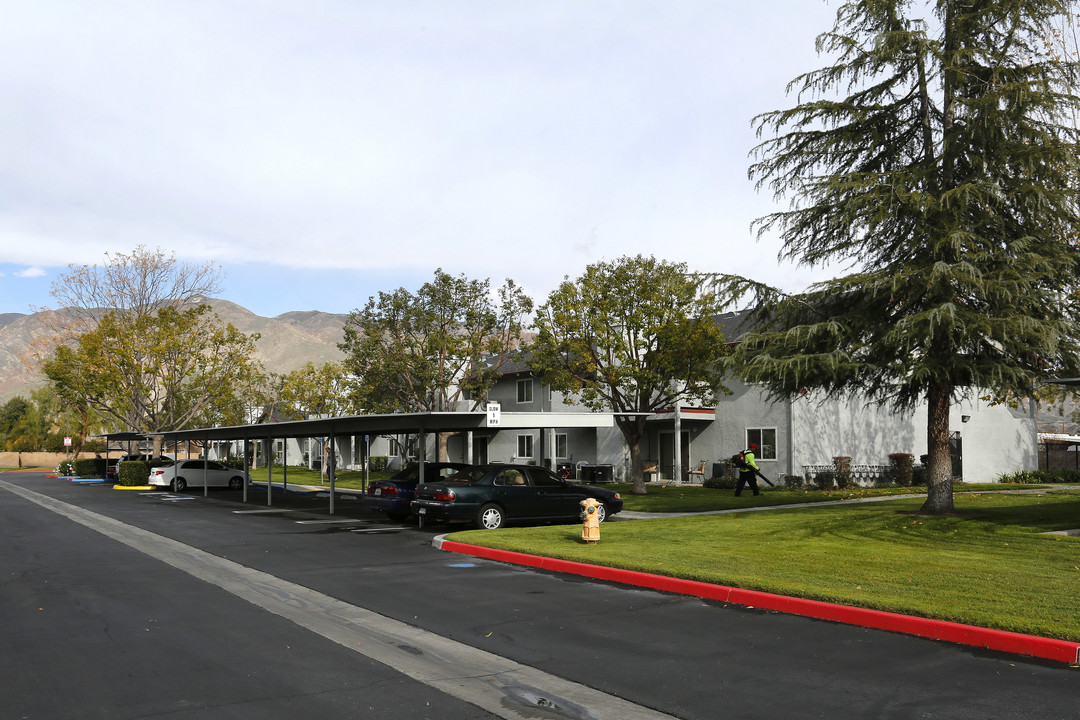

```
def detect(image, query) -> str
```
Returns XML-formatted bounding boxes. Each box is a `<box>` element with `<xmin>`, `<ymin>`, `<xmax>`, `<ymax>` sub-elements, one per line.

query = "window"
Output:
<box><xmin>495</xmin><ymin>469</ymin><xmax>527</xmax><ymax>486</ymax></box>
<box><xmin>555</xmin><ymin>433</ymin><xmax>568</xmax><ymax>459</ymax></box>
<box><xmin>517</xmin><ymin>378</ymin><xmax>533</xmax><ymax>404</ymax></box>
<box><xmin>527</xmin><ymin>467</ymin><xmax>563</xmax><ymax>487</ymax></box>
<box><xmin>517</xmin><ymin>434</ymin><xmax>534</xmax><ymax>458</ymax></box>
<box><xmin>746</xmin><ymin>428</ymin><xmax>777</xmax><ymax>460</ymax></box>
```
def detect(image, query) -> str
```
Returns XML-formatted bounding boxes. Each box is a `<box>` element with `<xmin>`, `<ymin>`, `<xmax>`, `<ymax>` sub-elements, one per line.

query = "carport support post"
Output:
<box><xmin>674</xmin><ymin>402</ymin><xmax>682</xmax><ymax>485</ymax></box>
<box><xmin>548</xmin><ymin>427</ymin><xmax>556</xmax><ymax>472</ymax></box>
<box><xmin>282</xmin><ymin>437</ymin><xmax>288</xmax><ymax>494</ymax></box>
<box><xmin>419</xmin><ymin>430</ymin><xmax>427</xmax><ymax>483</ymax></box>
<box><xmin>328</xmin><ymin>433</ymin><xmax>336</xmax><ymax>515</ymax></box>
<box><xmin>266</xmin><ymin>435</ymin><xmax>273</xmax><ymax>507</ymax></box>
<box><xmin>203</xmin><ymin>434</ymin><xmax>210</xmax><ymax>497</ymax></box>
<box><xmin>242</xmin><ymin>437</ymin><xmax>249</xmax><ymax>504</ymax></box>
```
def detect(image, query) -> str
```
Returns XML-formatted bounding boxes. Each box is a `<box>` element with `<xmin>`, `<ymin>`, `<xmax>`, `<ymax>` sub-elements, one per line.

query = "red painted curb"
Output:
<box><xmin>438</xmin><ymin>539</ymin><xmax>1080</xmax><ymax>666</ymax></box>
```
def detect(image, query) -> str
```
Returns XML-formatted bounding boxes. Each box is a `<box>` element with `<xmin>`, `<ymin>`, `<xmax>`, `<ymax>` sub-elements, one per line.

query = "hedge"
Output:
<box><xmin>118</xmin><ymin>460</ymin><xmax>150</xmax><ymax>486</ymax></box>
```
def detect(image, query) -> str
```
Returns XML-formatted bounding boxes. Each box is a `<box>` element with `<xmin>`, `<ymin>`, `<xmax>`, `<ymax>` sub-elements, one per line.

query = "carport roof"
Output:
<box><xmin>122</xmin><ymin>410</ymin><xmax>618</xmax><ymax>443</ymax></box>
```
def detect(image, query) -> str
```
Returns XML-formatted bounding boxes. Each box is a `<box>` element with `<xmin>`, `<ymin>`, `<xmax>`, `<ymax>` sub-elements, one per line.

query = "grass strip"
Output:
<box><xmin>448</xmin><ymin>490</ymin><xmax>1080</xmax><ymax>642</ymax></box>
<box><xmin>248</xmin><ymin>466</ymin><xmax>396</xmax><ymax>490</ymax></box>
<box><xmin>609</xmin><ymin>482</ymin><xmax>1042</xmax><ymax>514</ymax></box>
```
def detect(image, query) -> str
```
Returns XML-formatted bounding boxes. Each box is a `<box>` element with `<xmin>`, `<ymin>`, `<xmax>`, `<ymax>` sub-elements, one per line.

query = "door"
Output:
<box><xmin>527</xmin><ymin>466</ymin><xmax>579</xmax><ymax>519</ymax></box>
<box><xmin>659</xmin><ymin>431</ymin><xmax>690</xmax><ymax>481</ymax></box>
<box><xmin>491</xmin><ymin>467</ymin><xmax>536</xmax><ymax>518</ymax></box>
<box><xmin>472</xmin><ymin>437</ymin><xmax>488</xmax><ymax>465</ymax></box>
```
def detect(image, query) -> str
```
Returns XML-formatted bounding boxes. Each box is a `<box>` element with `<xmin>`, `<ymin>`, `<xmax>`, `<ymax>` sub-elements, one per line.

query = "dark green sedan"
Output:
<box><xmin>411</xmin><ymin>463</ymin><xmax>623</xmax><ymax>530</ymax></box>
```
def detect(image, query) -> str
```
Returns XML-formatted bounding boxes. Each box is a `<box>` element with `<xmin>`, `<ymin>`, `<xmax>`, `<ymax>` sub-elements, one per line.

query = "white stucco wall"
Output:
<box><xmin>792</xmin><ymin>392</ymin><xmax>1036</xmax><ymax>483</ymax></box>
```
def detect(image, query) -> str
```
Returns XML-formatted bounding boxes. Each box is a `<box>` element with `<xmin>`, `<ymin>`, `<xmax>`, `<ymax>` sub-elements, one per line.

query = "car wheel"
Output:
<box><xmin>596</xmin><ymin>503</ymin><xmax>608</xmax><ymax>523</ymax></box>
<box><xmin>228</xmin><ymin>476</ymin><xmax>243</xmax><ymax>490</ymax></box>
<box><xmin>172</xmin><ymin>477</ymin><xmax>187</xmax><ymax>492</ymax></box>
<box><xmin>477</xmin><ymin>503</ymin><xmax>505</xmax><ymax>530</ymax></box>
<box><xmin>386</xmin><ymin>510</ymin><xmax>409</xmax><ymax>523</ymax></box>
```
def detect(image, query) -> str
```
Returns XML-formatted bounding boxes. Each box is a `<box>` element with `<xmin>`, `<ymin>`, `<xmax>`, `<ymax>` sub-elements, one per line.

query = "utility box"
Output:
<box><xmin>579</xmin><ymin>464</ymin><xmax>614</xmax><ymax>483</ymax></box>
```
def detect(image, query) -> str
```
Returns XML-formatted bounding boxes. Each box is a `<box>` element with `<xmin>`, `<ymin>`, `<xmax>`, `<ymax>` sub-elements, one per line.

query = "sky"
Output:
<box><xmin>0</xmin><ymin>1</ymin><xmax>846</xmax><ymax>318</ymax></box>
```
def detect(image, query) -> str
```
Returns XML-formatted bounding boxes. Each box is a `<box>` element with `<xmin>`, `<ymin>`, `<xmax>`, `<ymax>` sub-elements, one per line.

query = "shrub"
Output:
<box><xmin>911</xmin><ymin>466</ymin><xmax>928</xmax><ymax>486</ymax></box>
<box><xmin>118</xmin><ymin>460</ymin><xmax>150</xmax><ymax>486</ymax></box>
<box><xmin>813</xmin><ymin>471</ymin><xmax>836</xmax><ymax>490</ymax></box>
<box><xmin>56</xmin><ymin>460</ymin><xmax>76</xmax><ymax>477</ymax></box>
<box><xmin>832</xmin><ymin>456</ymin><xmax>852</xmax><ymax>489</ymax></box>
<box><xmin>783</xmin><ymin>474</ymin><xmax>804</xmax><ymax>489</ymax></box>
<box><xmin>997</xmin><ymin>468</ymin><xmax>1080</xmax><ymax>484</ymax></box>
<box><xmin>888</xmin><ymin>453</ymin><xmax>915</xmax><ymax>486</ymax></box>
<box><xmin>369</xmin><ymin>456</ymin><xmax>389</xmax><ymax>472</ymax></box>
<box><xmin>73</xmin><ymin>458</ymin><xmax>103</xmax><ymax>478</ymax></box>
<box><xmin>704</xmin><ymin>475</ymin><xmax>737</xmax><ymax>489</ymax></box>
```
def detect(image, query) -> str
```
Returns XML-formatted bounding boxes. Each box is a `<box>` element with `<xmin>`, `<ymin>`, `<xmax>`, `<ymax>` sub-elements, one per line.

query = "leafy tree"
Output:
<box><xmin>530</xmin><ymin>255</ymin><xmax>730</xmax><ymax>495</ymax></box>
<box><xmin>43</xmin><ymin>304</ymin><xmax>263</xmax><ymax>440</ymax></box>
<box><xmin>0</xmin><ymin>396</ymin><xmax>31</xmax><ymax>448</ymax></box>
<box><xmin>0</xmin><ymin>396</ymin><xmax>39</xmax><ymax>451</ymax></box>
<box><xmin>721</xmin><ymin>0</ymin><xmax>1080</xmax><ymax>514</ymax></box>
<box><xmin>277</xmin><ymin>361</ymin><xmax>355</xmax><ymax>418</ymax></box>
<box><xmin>339</xmin><ymin>269</ymin><xmax>533</xmax><ymax>414</ymax></box>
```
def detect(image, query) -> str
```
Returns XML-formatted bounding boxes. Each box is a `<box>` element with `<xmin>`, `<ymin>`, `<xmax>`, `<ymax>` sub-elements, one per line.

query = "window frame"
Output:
<box><xmin>745</xmin><ymin>428</ymin><xmax>777</xmax><ymax>461</ymax></box>
<box><xmin>517</xmin><ymin>434</ymin><xmax>534</xmax><ymax>459</ymax></box>
<box><xmin>555</xmin><ymin>433</ymin><xmax>568</xmax><ymax>460</ymax></box>
<box><xmin>516</xmin><ymin>378</ymin><xmax>534</xmax><ymax>404</ymax></box>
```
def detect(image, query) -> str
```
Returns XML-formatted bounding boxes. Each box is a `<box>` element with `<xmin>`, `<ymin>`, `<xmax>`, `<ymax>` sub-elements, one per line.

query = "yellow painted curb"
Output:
<box><xmin>113</xmin><ymin>485</ymin><xmax>155</xmax><ymax>491</ymax></box>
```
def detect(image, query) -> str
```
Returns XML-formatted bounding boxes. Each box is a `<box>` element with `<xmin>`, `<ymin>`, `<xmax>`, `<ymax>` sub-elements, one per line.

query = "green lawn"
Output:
<box><xmin>448</xmin><ymin>489</ymin><xmax>1080</xmax><ymax>642</ymax></box>
<box><xmin>607</xmin><ymin>482</ymin><xmax>1038</xmax><ymax>513</ymax></box>
<box><xmin>252</xmin><ymin>466</ymin><xmax>396</xmax><ymax>491</ymax></box>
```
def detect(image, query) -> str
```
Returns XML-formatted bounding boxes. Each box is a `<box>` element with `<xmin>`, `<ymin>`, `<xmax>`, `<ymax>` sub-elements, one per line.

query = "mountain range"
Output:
<box><xmin>0</xmin><ymin>299</ymin><xmax>348</xmax><ymax>404</ymax></box>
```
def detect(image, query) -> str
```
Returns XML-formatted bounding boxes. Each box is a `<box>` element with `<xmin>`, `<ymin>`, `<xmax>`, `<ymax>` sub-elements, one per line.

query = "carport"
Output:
<box><xmin>148</xmin><ymin>410</ymin><xmax>616</xmax><ymax>514</ymax></box>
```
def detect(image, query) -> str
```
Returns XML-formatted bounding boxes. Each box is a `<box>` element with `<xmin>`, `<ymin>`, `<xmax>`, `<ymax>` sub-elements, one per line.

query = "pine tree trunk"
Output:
<box><xmin>920</xmin><ymin>382</ymin><xmax>955</xmax><ymax>514</ymax></box>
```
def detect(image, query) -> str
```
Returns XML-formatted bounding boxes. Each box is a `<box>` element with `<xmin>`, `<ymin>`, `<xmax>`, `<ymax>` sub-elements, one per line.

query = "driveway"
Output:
<box><xmin>1</xmin><ymin>472</ymin><xmax>1076</xmax><ymax>719</ymax></box>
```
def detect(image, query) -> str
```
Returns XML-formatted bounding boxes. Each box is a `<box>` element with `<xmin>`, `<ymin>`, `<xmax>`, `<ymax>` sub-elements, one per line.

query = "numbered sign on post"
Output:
<box><xmin>486</xmin><ymin>402</ymin><xmax>501</xmax><ymax>427</ymax></box>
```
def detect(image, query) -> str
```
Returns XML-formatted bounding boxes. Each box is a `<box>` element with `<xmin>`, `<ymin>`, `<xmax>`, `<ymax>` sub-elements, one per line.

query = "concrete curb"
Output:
<box><xmin>432</xmin><ymin>536</ymin><xmax>1080</xmax><ymax>666</ymax></box>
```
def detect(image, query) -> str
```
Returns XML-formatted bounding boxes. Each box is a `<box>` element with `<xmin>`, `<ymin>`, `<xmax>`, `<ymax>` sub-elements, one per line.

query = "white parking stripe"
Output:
<box><xmin>233</xmin><ymin>509</ymin><xmax>296</xmax><ymax>514</ymax></box>
<box><xmin>0</xmin><ymin>478</ymin><xmax>674</xmax><ymax>720</ymax></box>
<box><xmin>294</xmin><ymin>518</ymin><xmax>366</xmax><ymax>525</ymax></box>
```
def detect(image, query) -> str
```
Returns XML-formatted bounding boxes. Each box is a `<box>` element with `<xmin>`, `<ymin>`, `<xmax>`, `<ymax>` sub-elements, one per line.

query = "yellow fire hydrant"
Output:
<box><xmin>580</xmin><ymin>498</ymin><xmax>602</xmax><ymax>544</ymax></box>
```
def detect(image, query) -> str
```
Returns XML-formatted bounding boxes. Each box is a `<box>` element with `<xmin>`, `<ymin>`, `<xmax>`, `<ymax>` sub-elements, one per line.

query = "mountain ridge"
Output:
<box><xmin>0</xmin><ymin>299</ymin><xmax>349</xmax><ymax>403</ymax></box>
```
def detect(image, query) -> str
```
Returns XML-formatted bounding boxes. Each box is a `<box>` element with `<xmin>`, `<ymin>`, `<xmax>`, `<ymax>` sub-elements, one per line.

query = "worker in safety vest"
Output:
<box><xmin>734</xmin><ymin>443</ymin><xmax>761</xmax><ymax>496</ymax></box>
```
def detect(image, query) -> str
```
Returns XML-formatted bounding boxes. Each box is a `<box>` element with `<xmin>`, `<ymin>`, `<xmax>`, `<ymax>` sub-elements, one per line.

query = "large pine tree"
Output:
<box><xmin>731</xmin><ymin>0</ymin><xmax>1080</xmax><ymax>513</ymax></box>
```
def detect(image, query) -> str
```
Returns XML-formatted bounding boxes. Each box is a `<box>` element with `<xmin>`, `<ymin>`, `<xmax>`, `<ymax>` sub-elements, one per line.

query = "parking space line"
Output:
<box><xmin>233</xmin><ymin>509</ymin><xmax>296</xmax><ymax>514</ymax></box>
<box><xmin>294</xmin><ymin>518</ymin><xmax>367</xmax><ymax>525</ymax></box>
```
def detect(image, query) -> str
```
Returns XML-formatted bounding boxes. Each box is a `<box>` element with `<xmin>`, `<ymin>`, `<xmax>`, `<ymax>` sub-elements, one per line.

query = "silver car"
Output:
<box><xmin>148</xmin><ymin>460</ymin><xmax>250</xmax><ymax>492</ymax></box>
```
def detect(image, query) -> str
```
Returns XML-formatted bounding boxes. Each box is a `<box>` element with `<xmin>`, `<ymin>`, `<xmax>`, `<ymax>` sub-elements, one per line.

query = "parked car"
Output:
<box><xmin>363</xmin><ymin>462</ymin><xmax>472</xmax><ymax>522</ymax></box>
<box><xmin>147</xmin><ymin>460</ymin><xmax>250</xmax><ymax>492</ymax></box>
<box><xmin>411</xmin><ymin>463</ymin><xmax>623</xmax><ymax>530</ymax></box>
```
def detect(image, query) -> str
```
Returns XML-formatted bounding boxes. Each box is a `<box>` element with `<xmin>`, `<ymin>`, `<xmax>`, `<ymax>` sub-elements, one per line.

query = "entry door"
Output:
<box><xmin>659</xmin><ymin>432</ymin><xmax>690</xmax><ymax>481</ymax></box>
<box><xmin>472</xmin><ymin>437</ymin><xmax>488</xmax><ymax>465</ymax></box>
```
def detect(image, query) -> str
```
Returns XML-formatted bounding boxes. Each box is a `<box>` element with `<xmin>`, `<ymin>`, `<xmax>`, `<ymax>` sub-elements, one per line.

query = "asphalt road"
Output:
<box><xmin>1</xmin><ymin>472</ymin><xmax>1076</xmax><ymax>719</ymax></box>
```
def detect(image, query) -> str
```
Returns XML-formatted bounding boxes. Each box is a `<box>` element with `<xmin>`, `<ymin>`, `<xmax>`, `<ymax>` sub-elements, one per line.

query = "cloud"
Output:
<box><xmin>0</xmin><ymin>1</ymin><xmax>842</xmax><ymax>315</ymax></box>
<box><xmin>14</xmin><ymin>267</ymin><xmax>46</xmax><ymax>278</ymax></box>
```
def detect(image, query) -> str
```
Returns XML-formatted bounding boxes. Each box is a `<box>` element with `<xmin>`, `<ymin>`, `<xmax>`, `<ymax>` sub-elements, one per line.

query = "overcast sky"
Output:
<box><xmin>0</xmin><ymin>1</ymin><xmax>844</xmax><ymax>318</ymax></box>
